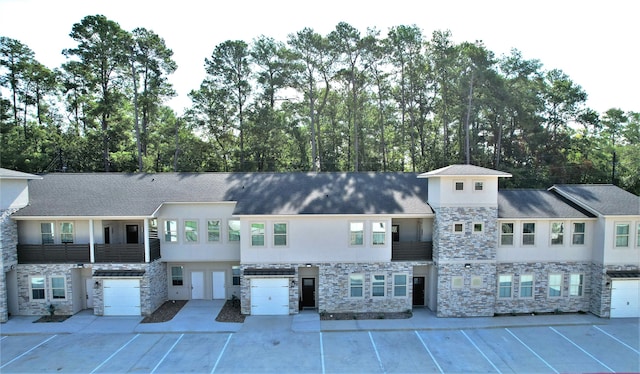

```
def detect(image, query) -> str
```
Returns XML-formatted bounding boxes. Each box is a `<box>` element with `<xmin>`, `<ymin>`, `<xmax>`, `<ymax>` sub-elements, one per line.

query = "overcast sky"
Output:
<box><xmin>1</xmin><ymin>0</ymin><xmax>638</xmax><ymax>115</ymax></box>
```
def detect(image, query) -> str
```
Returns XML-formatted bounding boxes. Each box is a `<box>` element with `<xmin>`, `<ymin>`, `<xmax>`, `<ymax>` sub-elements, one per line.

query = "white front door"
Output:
<box><xmin>191</xmin><ymin>271</ymin><xmax>205</xmax><ymax>299</ymax></box>
<box><xmin>85</xmin><ymin>278</ymin><xmax>94</xmax><ymax>308</ymax></box>
<box><xmin>212</xmin><ymin>271</ymin><xmax>225</xmax><ymax>299</ymax></box>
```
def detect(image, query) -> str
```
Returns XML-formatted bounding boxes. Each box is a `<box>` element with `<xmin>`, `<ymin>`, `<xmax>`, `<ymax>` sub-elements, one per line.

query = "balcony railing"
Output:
<box><xmin>391</xmin><ymin>241</ymin><xmax>433</xmax><ymax>261</ymax></box>
<box><xmin>18</xmin><ymin>238</ymin><xmax>161</xmax><ymax>264</ymax></box>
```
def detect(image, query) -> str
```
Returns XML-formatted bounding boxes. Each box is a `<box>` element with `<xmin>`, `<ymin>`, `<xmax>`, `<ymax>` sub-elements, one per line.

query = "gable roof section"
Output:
<box><xmin>418</xmin><ymin>164</ymin><xmax>511</xmax><ymax>178</ymax></box>
<box><xmin>498</xmin><ymin>190</ymin><xmax>594</xmax><ymax>219</ymax></box>
<box><xmin>549</xmin><ymin>184</ymin><xmax>640</xmax><ymax>216</ymax></box>
<box><xmin>12</xmin><ymin>172</ymin><xmax>432</xmax><ymax>217</ymax></box>
<box><xmin>0</xmin><ymin>168</ymin><xmax>42</xmax><ymax>180</ymax></box>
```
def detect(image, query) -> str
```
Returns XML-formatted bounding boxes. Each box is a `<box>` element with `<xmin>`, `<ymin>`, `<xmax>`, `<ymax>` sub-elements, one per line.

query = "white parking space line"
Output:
<box><xmin>210</xmin><ymin>333</ymin><xmax>232</xmax><ymax>374</ymax></box>
<box><xmin>460</xmin><ymin>330</ymin><xmax>502</xmax><ymax>374</ymax></box>
<box><xmin>151</xmin><ymin>333</ymin><xmax>184</xmax><ymax>374</ymax></box>
<box><xmin>549</xmin><ymin>327</ymin><xmax>614</xmax><ymax>372</ymax></box>
<box><xmin>505</xmin><ymin>328</ymin><xmax>558</xmax><ymax>374</ymax></box>
<box><xmin>593</xmin><ymin>325</ymin><xmax>640</xmax><ymax>355</ymax></box>
<box><xmin>414</xmin><ymin>331</ymin><xmax>444</xmax><ymax>374</ymax></box>
<box><xmin>90</xmin><ymin>334</ymin><xmax>139</xmax><ymax>374</ymax></box>
<box><xmin>368</xmin><ymin>331</ymin><xmax>385</xmax><ymax>373</ymax></box>
<box><xmin>319</xmin><ymin>332</ymin><xmax>326</xmax><ymax>374</ymax></box>
<box><xmin>0</xmin><ymin>335</ymin><xmax>57</xmax><ymax>370</ymax></box>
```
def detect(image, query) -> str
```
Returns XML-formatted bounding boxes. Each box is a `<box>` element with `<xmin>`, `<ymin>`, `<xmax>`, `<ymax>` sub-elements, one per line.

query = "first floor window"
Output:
<box><xmin>551</xmin><ymin>222</ymin><xmax>564</xmax><ymax>245</ymax></box>
<box><xmin>372</xmin><ymin>275</ymin><xmax>385</xmax><ymax>297</ymax></box>
<box><xmin>349</xmin><ymin>274</ymin><xmax>363</xmax><ymax>297</ymax></box>
<box><xmin>501</xmin><ymin>223</ymin><xmax>514</xmax><ymax>245</ymax></box>
<box><xmin>615</xmin><ymin>223</ymin><xmax>630</xmax><ymax>247</ymax></box>
<box><xmin>455</xmin><ymin>181</ymin><xmax>464</xmax><ymax>191</ymax></box>
<box><xmin>519</xmin><ymin>274</ymin><xmax>534</xmax><ymax>298</ymax></box>
<box><xmin>498</xmin><ymin>275</ymin><xmax>512</xmax><ymax>298</ymax></box>
<box><xmin>572</xmin><ymin>222</ymin><xmax>585</xmax><ymax>245</ymax></box>
<box><xmin>228</xmin><ymin>220</ymin><xmax>240</xmax><ymax>242</ymax></box>
<box><xmin>251</xmin><ymin>223</ymin><xmax>265</xmax><ymax>246</ymax></box>
<box><xmin>393</xmin><ymin>274</ymin><xmax>407</xmax><ymax>297</ymax></box>
<box><xmin>549</xmin><ymin>274</ymin><xmax>563</xmax><ymax>297</ymax></box>
<box><xmin>471</xmin><ymin>276</ymin><xmax>483</xmax><ymax>288</ymax></box>
<box><xmin>164</xmin><ymin>220</ymin><xmax>177</xmax><ymax>242</ymax></box>
<box><xmin>453</xmin><ymin>223</ymin><xmax>464</xmax><ymax>233</ymax></box>
<box><xmin>451</xmin><ymin>276</ymin><xmax>464</xmax><ymax>288</ymax></box>
<box><xmin>273</xmin><ymin>223</ymin><xmax>287</xmax><ymax>246</ymax></box>
<box><xmin>232</xmin><ymin>266</ymin><xmax>241</xmax><ymax>286</ymax></box>
<box><xmin>171</xmin><ymin>266</ymin><xmax>183</xmax><ymax>286</ymax></box>
<box><xmin>30</xmin><ymin>276</ymin><xmax>45</xmax><ymax>300</ymax></box>
<box><xmin>569</xmin><ymin>274</ymin><xmax>583</xmax><ymax>296</ymax></box>
<box><xmin>41</xmin><ymin>223</ymin><xmax>54</xmax><ymax>244</ymax></box>
<box><xmin>372</xmin><ymin>222</ymin><xmax>386</xmax><ymax>245</ymax></box>
<box><xmin>60</xmin><ymin>222</ymin><xmax>74</xmax><ymax>243</ymax></box>
<box><xmin>474</xmin><ymin>181</ymin><xmax>483</xmax><ymax>191</ymax></box>
<box><xmin>522</xmin><ymin>223</ymin><xmax>535</xmax><ymax>245</ymax></box>
<box><xmin>184</xmin><ymin>220</ymin><xmax>198</xmax><ymax>242</ymax></box>
<box><xmin>473</xmin><ymin>222</ymin><xmax>483</xmax><ymax>234</ymax></box>
<box><xmin>51</xmin><ymin>276</ymin><xmax>66</xmax><ymax>299</ymax></box>
<box><xmin>350</xmin><ymin>222</ymin><xmax>364</xmax><ymax>246</ymax></box>
<box><xmin>207</xmin><ymin>220</ymin><xmax>221</xmax><ymax>242</ymax></box>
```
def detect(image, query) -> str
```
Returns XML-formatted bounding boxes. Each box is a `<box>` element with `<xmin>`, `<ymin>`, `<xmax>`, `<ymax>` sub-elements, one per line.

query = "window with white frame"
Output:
<box><xmin>548</xmin><ymin>274</ymin><xmax>563</xmax><ymax>297</ymax></box>
<box><xmin>171</xmin><ymin>266</ymin><xmax>183</xmax><ymax>286</ymax></box>
<box><xmin>501</xmin><ymin>223</ymin><xmax>514</xmax><ymax>245</ymax></box>
<box><xmin>350</xmin><ymin>222</ymin><xmax>364</xmax><ymax>246</ymax></box>
<box><xmin>551</xmin><ymin>222</ymin><xmax>564</xmax><ymax>245</ymax></box>
<box><xmin>207</xmin><ymin>220</ymin><xmax>221</xmax><ymax>242</ymax></box>
<box><xmin>30</xmin><ymin>276</ymin><xmax>45</xmax><ymax>300</ymax></box>
<box><xmin>473</xmin><ymin>222</ymin><xmax>483</xmax><ymax>234</ymax></box>
<box><xmin>522</xmin><ymin>223</ymin><xmax>535</xmax><ymax>245</ymax></box>
<box><xmin>60</xmin><ymin>222</ymin><xmax>74</xmax><ymax>244</ymax></box>
<box><xmin>251</xmin><ymin>223</ymin><xmax>265</xmax><ymax>246</ymax></box>
<box><xmin>572</xmin><ymin>222</ymin><xmax>585</xmax><ymax>245</ymax></box>
<box><xmin>232</xmin><ymin>266</ymin><xmax>241</xmax><ymax>285</ymax></box>
<box><xmin>393</xmin><ymin>274</ymin><xmax>407</xmax><ymax>297</ymax></box>
<box><xmin>454</xmin><ymin>181</ymin><xmax>464</xmax><ymax>191</ymax></box>
<box><xmin>569</xmin><ymin>274</ymin><xmax>583</xmax><ymax>296</ymax></box>
<box><xmin>471</xmin><ymin>276</ymin><xmax>483</xmax><ymax>288</ymax></box>
<box><xmin>453</xmin><ymin>222</ymin><xmax>464</xmax><ymax>234</ymax></box>
<box><xmin>451</xmin><ymin>276</ymin><xmax>464</xmax><ymax>289</ymax></box>
<box><xmin>51</xmin><ymin>276</ymin><xmax>66</xmax><ymax>299</ymax></box>
<box><xmin>349</xmin><ymin>274</ymin><xmax>364</xmax><ymax>297</ymax></box>
<box><xmin>615</xmin><ymin>223</ymin><xmax>630</xmax><ymax>247</ymax></box>
<box><xmin>164</xmin><ymin>220</ymin><xmax>178</xmax><ymax>242</ymax></box>
<box><xmin>372</xmin><ymin>274</ymin><xmax>385</xmax><ymax>297</ymax></box>
<box><xmin>273</xmin><ymin>223</ymin><xmax>287</xmax><ymax>246</ymax></box>
<box><xmin>228</xmin><ymin>220</ymin><xmax>240</xmax><ymax>242</ymax></box>
<box><xmin>498</xmin><ymin>275</ymin><xmax>512</xmax><ymax>298</ymax></box>
<box><xmin>519</xmin><ymin>274</ymin><xmax>534</xmax><ymax>298</ymax></box>
<box><xmin>474</xmin><ymin>181</ymin><xmax>483</xmax><ymax>191</ymax></box>
<box><xmin>41</xmin><ymin>223</ymin><xmax>54</xmax><ymax>244</ymax></box>
<box><xmin>372</xmin><ymin>222</ymin><xmax>386</xmax><ymax>245</ymax></box>
<box><xmin>184</xmin><ymin>220</ymin><xmax>198</xmax><ymax>242</ymax></box>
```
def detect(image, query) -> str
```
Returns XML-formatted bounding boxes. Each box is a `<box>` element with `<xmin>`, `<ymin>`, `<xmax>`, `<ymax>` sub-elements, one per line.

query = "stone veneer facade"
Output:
<box><xmin>590</xmin><ymin>263</ymin><xmax>640</xmax><ymax>318</ymax></box>
<box><xmin>1</xmin><ymin>209</ymin><xmax>19</xmax><ymax>322</ymax></box>
<box><xmin>433</xmin><ymin>207</ymin><xmax>498</xmax><ymax>317</ymax></box>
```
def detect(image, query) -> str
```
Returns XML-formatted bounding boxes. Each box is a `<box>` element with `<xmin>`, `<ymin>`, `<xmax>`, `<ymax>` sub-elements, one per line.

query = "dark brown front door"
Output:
<box><xmin>126</xmin><ymin>225</ymin><xmax>139</xmax><ymax>244</ymax></box>
<box><xmin>104</xmin><ymin>227</ymin><xmax>110</xmax><ymax>244</ymax></box>
<box><xmin>392</xmin><ymin>225</ymin><xmax>400</xmax><ymax>242</ymax></box>
<box><xmin>301</xmin><ymin>278</ymin><xmax>315</xmax><ymax>308</ymax></box>
<box><xmin>413</xmin><ymin>277</ymin><xmax>425</xmax><ymax>306</ymax></box>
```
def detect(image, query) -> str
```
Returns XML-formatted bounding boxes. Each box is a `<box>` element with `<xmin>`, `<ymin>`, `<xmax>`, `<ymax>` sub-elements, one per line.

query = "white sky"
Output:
<box><xmin>1</xmin><ymin>0</ymin><xmax>638</xmax><ymax>115</ymax></box>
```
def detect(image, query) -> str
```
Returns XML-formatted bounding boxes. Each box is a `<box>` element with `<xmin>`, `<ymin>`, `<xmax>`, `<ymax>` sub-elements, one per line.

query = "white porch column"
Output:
<box><xmin>144</xmin><ymin>218</ymin><xmax>150</xmax><ymax>263</ymax></box>
<box><xmin>89</xmin><ymin>219</ymin><xmax>95</xmax><ymax>263</ymax></box>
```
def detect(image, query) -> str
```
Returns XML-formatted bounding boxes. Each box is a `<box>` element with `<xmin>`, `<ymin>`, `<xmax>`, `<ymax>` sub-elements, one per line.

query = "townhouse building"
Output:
<box><xmin>0</xmin><ymin>165</ymin><xmax>638</xmax><ymax>321</ymax></box>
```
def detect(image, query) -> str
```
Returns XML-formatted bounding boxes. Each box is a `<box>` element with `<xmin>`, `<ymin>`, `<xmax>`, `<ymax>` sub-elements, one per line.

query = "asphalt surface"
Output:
<box><xmin>1</xmin><ymin>300</ymin><xmax>638</xmax><ymax>373</ymax></box>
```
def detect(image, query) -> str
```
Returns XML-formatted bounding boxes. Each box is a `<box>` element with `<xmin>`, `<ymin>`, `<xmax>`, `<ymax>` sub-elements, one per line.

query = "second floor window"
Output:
<box><xmin>207</xmin><ymin>220</ymin><xmax>221</xmax><ymax>242</ymax></box>
<box><xmin>615</xmin><ymin>223</ymin><xmax>630</xmax><ymax>247</ymax></box>
<box><xmin>350</xmin><ymin>222</ymin><xmax>364</xmax><ymax>246</ymax></box>
<box><xmin>228</xmin><ymin>220</ymin><xmax>240</xmax><ymax>242</ymax></box>
<box><xmin>60</xmin><ymin>222</ymin><xmax>74</xmax><ymax>243</ymax></box>
<box><xmin>41</xmin><ymin>223</ymin><xmax>54</xmax><ymax>244</ymax></box>
<box><xmin>522</xmin><ymin>223</ymin><xmax>535</xmax><ymax>245</ymax></box>
<box><xmin>372</xmin><ymin>222</ymin><xmax>386</xmax><ymax>245</ymax></box>
<box><xmin>551</xmin><ymin>222</ymin><xmax>564</xmax><ymax>245</ymax></box>
<box><xmin>164</xmin><ymin>220</ymin><xmax>177</xmax><ymax>242</ymax></box>
<box><xmin>251</xmin><ymin>223</ymin><xmax>265</xmax><ymax>246</ymax></box>
<box><xmin>273</xmin><ymin>223</ymin><xmax>287</xmax><ymax>246</ymax></box>
<box><xmin>501</xmin><ymin>223</ymin><xmax>514</xmax><ymax>245</ymax></box>
<box><xmin>572</xmin><ymin>222</ymin><xmax>585</xmax><ymax>245</ymax></box>
<box><xmin>184</xmin><ymin>220</ymin><xmax>198</xmax><ymax>242</ymax></box>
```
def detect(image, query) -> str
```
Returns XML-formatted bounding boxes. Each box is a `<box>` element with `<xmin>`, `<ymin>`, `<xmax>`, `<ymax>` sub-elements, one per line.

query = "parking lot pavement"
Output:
<box><xmin>1</xmin><ymin>320</ymin><xmax>638</xmax><ymax>373</ymax></box>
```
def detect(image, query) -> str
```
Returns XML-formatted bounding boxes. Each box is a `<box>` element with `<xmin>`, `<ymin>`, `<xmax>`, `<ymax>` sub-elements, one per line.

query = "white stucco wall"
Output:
<box><xmin>602</xmin><ymin>217</ymin><xmax>640</xmax><ymax>265</ymax></box>
<box><xmin>428</xmin><ymin>176</ymin><xmax>499</xmax><ymax>208</ymax></box>
<box><xmin>0</xmin><ymin>179</ymin><xmax>29</xmax><ymax>210</ymax></box>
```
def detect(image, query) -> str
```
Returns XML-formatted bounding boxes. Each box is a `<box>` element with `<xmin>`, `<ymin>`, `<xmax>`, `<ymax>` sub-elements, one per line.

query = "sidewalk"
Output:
<box><xmin>0</xmin><ymin>300</ymin><xmax>617</xmax><ymax>336</ymax></box>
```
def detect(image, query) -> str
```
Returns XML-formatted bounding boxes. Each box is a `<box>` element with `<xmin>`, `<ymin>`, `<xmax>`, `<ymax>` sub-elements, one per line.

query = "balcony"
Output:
<box><xmin>17</xmin><ymin>239</ymin><xmax>160</xmax><ymax>264</ymax></box>
<box><xmin>391</xmin><ymin>241</ymin><xmax>433</xmax><ymax>261</ymax></box>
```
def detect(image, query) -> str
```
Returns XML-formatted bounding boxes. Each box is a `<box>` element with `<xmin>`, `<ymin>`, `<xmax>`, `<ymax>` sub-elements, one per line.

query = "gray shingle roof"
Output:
<box><xmin>418</xmin><ymin>164</ymin><xmax>512</xmax><ymax>178</ymax></box>
<box><xmin>549</xmin><ymin>185</ymin><xmax>640</xmax><ymax>216</ymax></box>
<box><xmin>498</xmin><ymin>190</ymin><xmax>594</xmax><ymax>219</ymax></box>
<box><xmin>13</xmin><ymin>172</ymin><xmax>433</xmax><ymax>217</ymax></box>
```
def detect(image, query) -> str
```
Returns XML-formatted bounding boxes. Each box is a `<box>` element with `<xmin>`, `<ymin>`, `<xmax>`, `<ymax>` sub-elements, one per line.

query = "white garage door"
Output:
<box><xmin>103</xmin><ymin>279</ymin><xmax>141</xmax><ymax>316</ymax></box>
<box><xmin>251</xmin><ymin>278</ymin><xmax>289</xmax><ymax>315</ymax></box>
<box><xmin>611</xmin><ymin>280</ymin><xmax>640</xmax><ymax>318</ymax></box>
